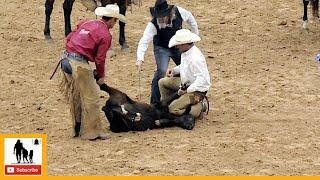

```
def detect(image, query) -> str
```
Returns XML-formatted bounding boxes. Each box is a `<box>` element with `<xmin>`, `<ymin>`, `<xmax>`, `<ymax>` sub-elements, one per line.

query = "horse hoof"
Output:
<box><xmin>122</xmin><ymin>47</ymin><xmax>130</xmax><ymax>53</ymax></box>
<box><xmin>302</xmin><ymin>20</ymin><xmax>309</xmax><ymax>30</ymax></box>
<box><xmin>121</xmin><ymin>44</ymin><xmax>130</xmax><ymax>53</ymax></box>
<box><xmin>44</xmin><ymin>35</ymin><xmax>52</xmax><ymax>40</ymax></box>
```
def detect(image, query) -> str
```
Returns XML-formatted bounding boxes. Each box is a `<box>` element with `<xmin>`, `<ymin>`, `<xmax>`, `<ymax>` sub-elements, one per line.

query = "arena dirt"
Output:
<box><xmin>1</xmin><ymin>0</ymin><xmax>320</xmax><ymax>175</ymax></box>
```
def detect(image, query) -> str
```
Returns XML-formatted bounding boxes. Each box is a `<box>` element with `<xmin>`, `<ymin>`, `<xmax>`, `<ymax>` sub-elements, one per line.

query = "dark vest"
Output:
<box><xmin>151</xmin><ymin>6</ymin><xmax>183</xmax><ymax>49</ymax></box>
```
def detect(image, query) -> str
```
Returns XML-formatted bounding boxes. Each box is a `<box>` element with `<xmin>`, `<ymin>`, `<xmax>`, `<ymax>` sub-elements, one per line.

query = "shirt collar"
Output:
<box><xmin>99</xmin><ymin>19</ymin><xmax>110</xmax><ymax>29</ymax></box>
<box><xmin>182</xmin><ymin>45</ymin><xmax>196</xmax><ymax>57</ymax></box>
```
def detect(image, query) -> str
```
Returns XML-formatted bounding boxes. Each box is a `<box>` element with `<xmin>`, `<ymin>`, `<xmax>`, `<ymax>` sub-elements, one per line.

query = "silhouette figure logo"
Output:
<box><xmin>4</xmin><ymin>137</ymin><xmax>44</xmax><ymax>176</ymax></box>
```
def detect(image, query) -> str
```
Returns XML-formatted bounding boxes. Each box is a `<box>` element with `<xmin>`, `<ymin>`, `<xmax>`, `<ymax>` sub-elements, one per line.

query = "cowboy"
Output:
<box><xmin>159</xmin><ymin>29</ymin><xmax>211</xmax><ymax>120</ymax></box>
<box><xmin>135</xmin><ymin>0</ymin><xmax>199</xmax><ymax>107</ymax></box>
<box><xmin>59</xmin><ymin>4</ymin><xmax>126</xmax><ymax>140</ymax></box>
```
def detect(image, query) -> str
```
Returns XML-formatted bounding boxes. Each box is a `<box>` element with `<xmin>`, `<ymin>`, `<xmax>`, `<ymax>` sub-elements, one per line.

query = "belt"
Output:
<box><xmin>49</xmin><ymin>50</ymin><xmax>88</xmax><ymax>80</ymax></box>
<box><xmin>63</xmin><ymin>50</ymin><xmax>88</xmax><ymax>63</ymax></box>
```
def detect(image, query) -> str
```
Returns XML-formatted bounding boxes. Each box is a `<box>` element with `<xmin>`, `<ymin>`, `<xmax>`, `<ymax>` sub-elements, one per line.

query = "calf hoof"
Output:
<box><xmin>179</xmin><ymin>114</ymin><xmax>195</xmax><ymax>130</ymax></box>
<box><xmin>155</xmin><ymin>120</ymin><xmax>161</xmax><ymax>126</ymax></box>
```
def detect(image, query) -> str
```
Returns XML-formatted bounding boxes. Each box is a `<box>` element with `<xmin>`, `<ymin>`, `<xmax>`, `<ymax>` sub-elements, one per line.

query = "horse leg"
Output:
<box><xmin>118</xmin><ymin>1</ymin><xmax>129</xmax><ymax>50</ymax></box>
<box><xmin>315</xmin><ymin>0</ymin><xmax>320</xmax><ymax>21</ymax></box>
<box><xmin>44</xmin><ymin>0</ymin><xmax>55</xmax><ymax>39</ymax></box>
<box><xmin>63</xmin><ymin>0</ymin><xmax>75</xmax><ymax>37</ymax></box>
<box><xmin>303</xmin><ymin>0</ymin><xmax>309</xmax><ymax>30</ymax></box>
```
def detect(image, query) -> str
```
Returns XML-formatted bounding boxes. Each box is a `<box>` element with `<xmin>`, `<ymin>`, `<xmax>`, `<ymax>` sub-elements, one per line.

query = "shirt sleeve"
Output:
<box><xmin>173</xmin><ymin>65</ymin><xmax>181</xmax><ymax>75</ymax></box>
<box><xmin>137</xmin><ymin>22</ymin><xmax>157</xmax><ymax>62</ymax></box>
<box><xmin>187</xmin><ymin>60</ymin><xmax>210</xmax><ymax>93</ymax></box>
<box><xmin>177</xmin><ymin>6</ymin><xmax>199</xmax><ymax>35</ymax></box>
<box><xmin>95</xmin><ymin>36</ymin><xmax>111</xmax><ymax>78</ymax></box>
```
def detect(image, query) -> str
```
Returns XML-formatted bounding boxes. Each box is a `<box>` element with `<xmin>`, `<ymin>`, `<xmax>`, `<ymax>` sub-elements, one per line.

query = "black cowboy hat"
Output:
<box><xmin>150</xmin><ymin>0</ymin><xmax>173</xmax><ymax>18</ymax></box>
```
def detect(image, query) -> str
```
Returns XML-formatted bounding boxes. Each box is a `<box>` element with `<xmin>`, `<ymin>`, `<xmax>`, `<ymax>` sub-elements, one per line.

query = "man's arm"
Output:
<box><xmin>136</xmin><ymin>22</ymin><xmax>157</xmax><ymax>62</ymax></box>
<box><xmin>95</xmin><ymin>36</ymin><xmax>111</xmax><ymax>80</ymax></box>
<box><xmin>187</xmin><ymin>60</ymin><xmax>211</xmax><ymax>93</ymax></box>
<box><xmin>177</xmin><ymin>6</ymin><xmax>199</xmax><ymax>35</ymax></box>
<box><xmin>172</xmin><ymin>65</ymin><xmax>181</xmax><ymax>76</ymax></box>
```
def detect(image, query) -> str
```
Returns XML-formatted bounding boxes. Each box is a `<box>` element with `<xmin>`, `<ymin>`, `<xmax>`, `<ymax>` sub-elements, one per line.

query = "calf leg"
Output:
<box><xmin>155</xmin><ymin>118</ymin><xmax>179</xmax><ymax>128</ymax></box>
<box><xmin>44</xmin><ymin>0</ymin><xmax>55</xmax><ymax>39</ymax></box>
<box><xmin>155</xmin><ymin>114</ymin><xmax>195</xmax><ymax>130</ymax></box>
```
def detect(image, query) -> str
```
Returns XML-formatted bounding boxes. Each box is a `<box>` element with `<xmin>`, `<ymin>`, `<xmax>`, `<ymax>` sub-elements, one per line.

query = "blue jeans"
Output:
<box><xmin>151</xmin><ymin>46</ymin><xmax>181</xmax><ymax>105</ymax></box>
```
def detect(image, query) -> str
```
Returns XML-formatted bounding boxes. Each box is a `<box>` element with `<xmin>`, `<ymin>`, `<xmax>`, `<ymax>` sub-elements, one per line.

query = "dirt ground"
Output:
<box><xmin>1</xmin><ymin>0</ymin><xmax>320</xmax><ymax>176</ymax></box>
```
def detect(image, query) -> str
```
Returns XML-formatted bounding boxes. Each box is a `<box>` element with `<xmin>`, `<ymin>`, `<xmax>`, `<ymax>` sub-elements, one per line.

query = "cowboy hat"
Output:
<box><xmin>168</xmin><ymin>29</ymin><xmax>201</xmax><ymax>48</ymax></box>
<box><xmin>95</xmin><ymin>4</ymin><xmax>126</xmax><ymax>23</ymax></box>
<box><xmin>80</xmin><ymin>0</ymin><xmax>97</xmax><ymax>12</ymax></box>
<box><xmin>150</xmin><ymin>0</ymin><xmax>173</xmax><ymax>18</ymax></box>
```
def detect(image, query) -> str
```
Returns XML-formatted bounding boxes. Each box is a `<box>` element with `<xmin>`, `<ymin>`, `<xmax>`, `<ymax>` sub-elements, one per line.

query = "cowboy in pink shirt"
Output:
<box><xmin>60</xmin><ymin>4</ymin><xmax>126</xmax><ymax>140</ymax></box>
<box><xmin>65</xmin><ymin>19</ymin><xmax>111</xmax><ymax>80</ymax></box>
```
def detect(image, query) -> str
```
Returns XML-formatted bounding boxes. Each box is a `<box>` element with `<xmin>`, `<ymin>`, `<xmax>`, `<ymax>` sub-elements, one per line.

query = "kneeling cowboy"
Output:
<box><xmin>159</xmin><ymin>29</ymin><xmax>211</xmax><ymax>120</ymax></box>
<box><xmin>55</xmin><ymin>4</ymin><xmax>126</xmax><ymax>140</ymax></box>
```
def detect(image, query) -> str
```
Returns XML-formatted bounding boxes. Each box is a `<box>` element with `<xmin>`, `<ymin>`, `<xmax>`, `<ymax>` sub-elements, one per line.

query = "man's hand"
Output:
<box><xmin>177</xmin><ymin>88</ymin><xmax>187</xmax><ymax>96</ymax></box>
<box><xmin>136</xmin><ymin>60</ymin><xmax>144</xmax><ymax>71</ymax></box>
<box><xmin>96</xmin><ymin>77</ymin><xmax>105</xmax><ymax>86</ymax></box>
<box><xmin>166</xmin><ymin>69</ymin><xmax>173</xmax><ymax>77</ymax></box>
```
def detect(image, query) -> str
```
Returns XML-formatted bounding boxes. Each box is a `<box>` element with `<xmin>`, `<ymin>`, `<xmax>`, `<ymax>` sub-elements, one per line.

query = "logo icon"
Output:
<box><xmin>7</xmin><ymin>167</ymin><xmax>14</xmax><ymax>173</ymax></box>
<box><xmin>3</xmin><ymin>136</ymin><xmax>46</xmax><ymax>176</ymax></box>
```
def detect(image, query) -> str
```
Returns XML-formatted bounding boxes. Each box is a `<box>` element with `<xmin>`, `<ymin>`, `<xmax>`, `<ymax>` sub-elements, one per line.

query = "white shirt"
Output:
<box><xmin>172</xmin><ymin>45</ymin><xmax>211</xmax><ymax>93</ymax></box>
<box><xmin>136</xmin><ymin>6</ymin><xmax>199</xmax><ymax>62</ymax></box>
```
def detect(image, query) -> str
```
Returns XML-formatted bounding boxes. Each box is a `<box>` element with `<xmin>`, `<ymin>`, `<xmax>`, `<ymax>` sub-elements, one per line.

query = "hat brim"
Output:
<box><xmin>95</xmin><ymin>7</ymin><xmax>126</xmax><ymax>23</ymax></box>
<box><xmin>168</xmin><ymin>33</ymin><xmax>201</xmax><ymax>48</ymax></box>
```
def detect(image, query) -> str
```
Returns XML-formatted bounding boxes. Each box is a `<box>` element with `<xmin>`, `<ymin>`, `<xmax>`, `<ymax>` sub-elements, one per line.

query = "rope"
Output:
<box><xmin>49</xmin><ymin>59</ymin><xmax>62</xmax><ymax>80</ymax></box>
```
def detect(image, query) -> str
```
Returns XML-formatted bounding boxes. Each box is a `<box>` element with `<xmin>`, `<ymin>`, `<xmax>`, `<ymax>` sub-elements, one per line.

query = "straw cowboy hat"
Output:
<box><xmin>95</xmin><ymin>4</ymin><xmax>126</xmax><ymax>23</ymax></box>
<box><xmin>169</xmin><ymin>29</ymin><xmax>201</xmax><ymax>48</ymax></box>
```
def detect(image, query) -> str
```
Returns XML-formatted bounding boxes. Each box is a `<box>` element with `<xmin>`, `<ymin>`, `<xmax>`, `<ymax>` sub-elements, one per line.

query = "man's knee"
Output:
<box><xmin>155</xmin><ymin>69</ymin><xmax>166</xmax><ymax>79</ymax></box>
<box><xmin>168</xmin><ymin>103</ymin><xmax>184</xmax><ymax>116</ymax></box>
<box><xmin>158</xmin><ymin>77</ymin><xmax>165</xmax><ymax>88</ymax></box>
<box><xmin>158</xmin><ymin>77</ymin><xmax>170</xmax><ymax>88</ymax></box>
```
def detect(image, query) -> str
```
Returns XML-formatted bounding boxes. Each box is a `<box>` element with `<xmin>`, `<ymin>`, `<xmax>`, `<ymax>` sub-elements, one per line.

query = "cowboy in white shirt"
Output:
<box><xmin>135</xmin><ymin>0</ymin><xmax>199</xmax><ymax>107</ymax></box>
<box><xmin>159</xmin><ymin>29</ymin><xmax>211</xmax><ymax>119</ymax></box>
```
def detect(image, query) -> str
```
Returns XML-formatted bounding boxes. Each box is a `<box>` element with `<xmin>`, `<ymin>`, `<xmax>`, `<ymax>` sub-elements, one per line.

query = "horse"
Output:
<box><xmin>302</xmin><ymin>0</ymin><xmax>319</xmax><ymax>30</ymax></box>
<box><xmin>44</xmin><ymin>0</ymin><xmax>131</xmax><ymax>49</ymax></box>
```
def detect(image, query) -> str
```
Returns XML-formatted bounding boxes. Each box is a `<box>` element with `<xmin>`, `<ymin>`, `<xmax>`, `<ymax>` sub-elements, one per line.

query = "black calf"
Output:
<box><xmin>99</xmin><ymin>83</ymin><xmax>195</xmax><ymax>133</ymax></box>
